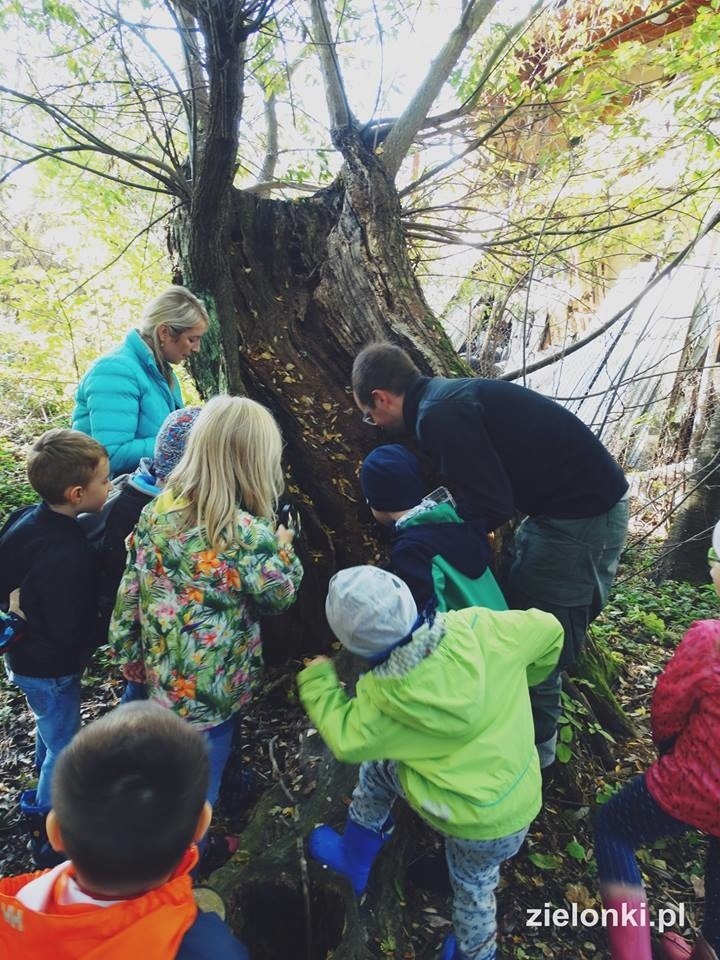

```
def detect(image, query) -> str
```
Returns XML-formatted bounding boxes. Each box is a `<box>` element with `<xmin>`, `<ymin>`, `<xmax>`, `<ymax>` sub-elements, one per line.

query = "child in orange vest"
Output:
<box><xmin>0</xmin><ymin>702</ymin><xmax>248</xmax><ymax>960</ymax></box>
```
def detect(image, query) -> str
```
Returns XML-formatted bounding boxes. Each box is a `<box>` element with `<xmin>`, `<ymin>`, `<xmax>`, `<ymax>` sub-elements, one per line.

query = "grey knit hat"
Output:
<box><xmin>325</xmin><ymin>566</ymin><xmax>418</xmax><ymax>658</ymax></box>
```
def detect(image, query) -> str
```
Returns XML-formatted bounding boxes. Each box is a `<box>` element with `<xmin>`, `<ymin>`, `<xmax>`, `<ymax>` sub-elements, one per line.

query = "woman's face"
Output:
<box><xmin>159</xmin><ymin>319</ymin><xmax>207</xmax><ymax>364</ymax></box>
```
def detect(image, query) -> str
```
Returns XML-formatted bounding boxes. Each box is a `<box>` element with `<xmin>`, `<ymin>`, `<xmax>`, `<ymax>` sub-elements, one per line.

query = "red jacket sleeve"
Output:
<box><xmin>651</xmin><ymin>620</ymin><xmax>720</xmax><ymax>744</ymax></box>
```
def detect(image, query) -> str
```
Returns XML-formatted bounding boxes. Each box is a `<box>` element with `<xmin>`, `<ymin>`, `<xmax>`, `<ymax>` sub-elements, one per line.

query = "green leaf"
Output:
<box><xmin>528</xmin><ymin>852</ymin><xmax>564</xmax><ymax>871</ymax></box>
<box><xmin>565</xmin><ymin>840</ymin><xmax>586</xmax><ymax>861</ymax></box>
<box><xmin>556</xmin><ymin>742</ymin><xmax>573</xmax><ymax>764</ymax></box>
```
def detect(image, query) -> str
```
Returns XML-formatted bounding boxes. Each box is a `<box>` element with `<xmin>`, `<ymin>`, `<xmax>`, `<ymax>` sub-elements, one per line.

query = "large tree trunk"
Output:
<box><xmin>170</xmin><ymin>133</ymin><xmax>467</xmax><ymax>657</ymax></box>
<box><xmin>167</xmin><ymin>136</ymin><xmax>475</xmax><ymax>958</ymax></box>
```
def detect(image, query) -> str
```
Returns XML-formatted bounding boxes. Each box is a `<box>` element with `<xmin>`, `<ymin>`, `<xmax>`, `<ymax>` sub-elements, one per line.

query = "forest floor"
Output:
<box><xmin>0</xmin><ymin>548</ymin><xmax>717</xmax><ymax>960</ymax></box>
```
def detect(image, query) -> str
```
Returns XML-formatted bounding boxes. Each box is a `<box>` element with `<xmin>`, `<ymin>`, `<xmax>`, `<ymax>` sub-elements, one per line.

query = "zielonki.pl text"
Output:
<box><xmin>526</xmin><ymin>901</ymin><xmax>685</xmax><ymax>934</ymax></box>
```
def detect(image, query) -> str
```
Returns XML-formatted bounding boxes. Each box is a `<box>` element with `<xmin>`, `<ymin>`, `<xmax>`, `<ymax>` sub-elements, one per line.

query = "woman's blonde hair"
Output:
<box><xmin>167</xmin><ymin>395</ymin><xmax>285</xmax><ymax>548</ymax></box>
<box><xmin>139</xmin><ymin>286</ymin><xmax>209</xmax><ymax>380</ymax></box>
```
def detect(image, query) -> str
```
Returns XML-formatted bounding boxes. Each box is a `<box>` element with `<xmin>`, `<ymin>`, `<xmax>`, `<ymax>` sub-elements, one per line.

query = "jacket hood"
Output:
<box><xmin>0</xmin><ymin>847</ymin><xmax>198</xmax><ymax>960</ymax></box>
<box><xmin>361</xmin><ymin>617</ymin><xmax>486</xmax><ymax>742</ymax></box>
<box><xmin>127</xmin><ymin>458</ymin><xmax>161</xmax><ymax>498</ymax></box>
<box><xmin>396</xmin><ymin>502</ymin><xmax>491</xmax><ymax>578</ymax></box>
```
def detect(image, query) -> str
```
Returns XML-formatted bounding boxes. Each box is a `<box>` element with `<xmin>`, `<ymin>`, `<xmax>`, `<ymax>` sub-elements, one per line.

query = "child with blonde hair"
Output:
<box><xmin>109</xmin><ymin>395</ymin><xmax>303</xmax><ymax>807</ymax></box>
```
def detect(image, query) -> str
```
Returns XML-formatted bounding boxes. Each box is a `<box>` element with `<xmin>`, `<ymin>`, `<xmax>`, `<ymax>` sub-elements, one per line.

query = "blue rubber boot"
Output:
<box><xmin>20</xmin><ymin>789</ymin><xmax>65</xmax><ymax>869</ymax></box>
<box><xmin>308</xmin><ymin>817</ymin><xmax>393</xmax><ymax>895</ymax></box>
<box><xmin>439</xmin><ymin>933</ymin><xmax>469</xmax><ymax>960</ymax></box>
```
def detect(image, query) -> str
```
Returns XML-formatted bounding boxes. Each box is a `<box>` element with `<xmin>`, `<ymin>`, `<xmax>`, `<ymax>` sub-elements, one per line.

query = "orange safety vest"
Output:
<box><xmin>0</xmin><ymin>846</ymin><xmax>199</xmax><ymax>959</ymax></box>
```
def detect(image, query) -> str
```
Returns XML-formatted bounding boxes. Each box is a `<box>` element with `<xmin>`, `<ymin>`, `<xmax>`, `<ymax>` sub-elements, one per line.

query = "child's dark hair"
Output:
<box><xmin>27</xmin><ymin>428</ymin><xmax>107</xmax><ymax>504</ymax></box>
<box><xmin>52</xmin><ymin>703</ymin><xmax>209</xmax><ymax>890</ymax></box>
<box><xmin>351</xmin><ymin>342</ymin><xmax>421</xmax><ymax>407</ymax></box>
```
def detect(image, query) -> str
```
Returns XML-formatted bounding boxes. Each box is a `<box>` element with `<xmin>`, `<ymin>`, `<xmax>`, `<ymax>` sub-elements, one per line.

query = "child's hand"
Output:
<box><xmin>122</xmin><ymin>661</ymin><xmax>147</xmax><ymax>683</ymax></box>
<box><xmin>276</xmin><ymin>524</ymin><xmax>295</xmax><ymax>546</ymax></box>
<box><xmin>303</xmin><ymin>655</ymin><xmax>330</xmax><ymax>669</ymax></box>
<box><xmin>8</xmin><ymin>589</ymin><xmax>25</xmax><ymax>620</ymax></box>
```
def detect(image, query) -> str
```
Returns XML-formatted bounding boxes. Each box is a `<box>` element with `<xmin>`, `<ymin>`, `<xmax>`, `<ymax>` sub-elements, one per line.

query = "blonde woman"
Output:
<box><xmin>73</xmin><ymin>286</ymin><xmax>209</xmax><ymax>475</ymax></box>
<box><xmin>109</xmin><ymin>396</ymin><xmax>303</xmax><ymax>807</ymax></box>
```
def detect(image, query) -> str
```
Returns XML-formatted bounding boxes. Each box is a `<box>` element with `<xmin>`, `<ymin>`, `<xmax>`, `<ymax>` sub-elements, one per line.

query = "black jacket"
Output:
<box><xmin>0</xmin><ymin>503</ymin><xmax>100</xmax><ymax>677</ymax></box>
<box><xmin>390</xmin><ymin>504</ymin><xmax>493</xmax><ymax>612</ymax></box>
<box><xmin>96</xmin><ymin>482</ymin><xmax>154</xmax><ymax>634</ymax></box>
<box><xmin>403</xmin><ymin>375</ymin><xmax>628</xmax><ymax>529</ymax></box>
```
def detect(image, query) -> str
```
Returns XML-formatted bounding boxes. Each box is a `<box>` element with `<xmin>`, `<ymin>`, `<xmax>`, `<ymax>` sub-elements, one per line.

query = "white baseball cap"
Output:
<box><xmin>325</xmin><ymin>566</ymin><xmax>418</xmax><ymax>658</ymax></box>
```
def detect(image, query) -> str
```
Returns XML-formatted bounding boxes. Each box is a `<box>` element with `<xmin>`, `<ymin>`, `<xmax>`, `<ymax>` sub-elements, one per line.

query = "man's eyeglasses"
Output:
<box><xmin>708</xmin><ymin>546</ymin><xmax>719</xmax><ymax>568</ymax></box>
<box><xmin>362</xmin><ymin>410</ymin><xmax>377</xmax><ymax>426</ymax></box>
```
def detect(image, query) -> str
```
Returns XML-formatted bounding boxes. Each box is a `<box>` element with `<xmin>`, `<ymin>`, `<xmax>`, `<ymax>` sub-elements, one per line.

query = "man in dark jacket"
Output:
<box><xmin>352</xmin><ymin>342</ymin><xmax>629</xmax><ymax>768</ymax></box>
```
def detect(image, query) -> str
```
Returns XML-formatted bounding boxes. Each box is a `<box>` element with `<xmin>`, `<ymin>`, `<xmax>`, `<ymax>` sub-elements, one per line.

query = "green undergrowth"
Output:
<box><xmin>0</xmin><ymin>437</ymin><xmax>37</xmax><ymax>523</ymax></box>
<box><xmin>506</xmin><ymin>544</ymin><xmax>716</xmax><ymax>958</ymax></box>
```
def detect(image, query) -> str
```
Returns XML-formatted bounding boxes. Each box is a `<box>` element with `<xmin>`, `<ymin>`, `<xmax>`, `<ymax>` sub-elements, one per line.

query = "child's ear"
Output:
<box><xmin>46</xmin><ymin>810</ymin><xmax>65</xmax><ymax>853</ymax></box>
<box><xmin>64</xmin><ymin>484</ymin><xmax>84</xmax><ymax>506</ymax></box>
<box><xmin>193</xmin><ymin>801</ymin><xmax>212</xmax><ymax>843</ymax></box>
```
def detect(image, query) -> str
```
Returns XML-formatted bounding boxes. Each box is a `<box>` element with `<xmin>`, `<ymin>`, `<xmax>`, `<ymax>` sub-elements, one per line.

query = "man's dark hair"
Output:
<box><xmin>27</xmin><ymin>428</ymin><xmax>107</xmax><ymax>505</ymax></box>
<box><xmin>52</xmin><ymin>703</ymin><xmax>209</xmax><ymax>890</ymax></box>
<box><xmin>352</xmin><ymin>342</ymin><xmax>421</xmax><ymax>407</ymax></box>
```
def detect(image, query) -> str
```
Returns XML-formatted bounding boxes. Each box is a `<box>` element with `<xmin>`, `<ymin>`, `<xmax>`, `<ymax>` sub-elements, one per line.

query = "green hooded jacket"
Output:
<box><xmin>298</xmin><ymin>606</ymin><xmax>563</xmax><ymax>840</ymax></box>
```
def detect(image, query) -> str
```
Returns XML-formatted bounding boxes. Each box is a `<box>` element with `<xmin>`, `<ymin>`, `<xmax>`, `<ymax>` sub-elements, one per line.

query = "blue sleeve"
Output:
<box><xmin>390</xmin><ymin>538</ymin><xmax>435</xmax><ymax>611</ymax></box>
<box><xmin>176</xmin><ymin>911</ymin><xmax>249</xmax><ymax>960</ymax></box>
<box><xmin>80</xmin><ymin>355</ymin><xmax>155</xmax><ymax>474</ymax></box>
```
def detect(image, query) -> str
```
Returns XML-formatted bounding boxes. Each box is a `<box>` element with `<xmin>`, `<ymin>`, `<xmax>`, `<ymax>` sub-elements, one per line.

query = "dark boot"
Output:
<box><xmin>20</xmin><ymin>790</ymin><xmax>65</xmax><ymax>869</ymax></box>
<box><xmin>308</xmin><ymin>816</ymin><xmax>393</xmax><ymax>895</ymax></box>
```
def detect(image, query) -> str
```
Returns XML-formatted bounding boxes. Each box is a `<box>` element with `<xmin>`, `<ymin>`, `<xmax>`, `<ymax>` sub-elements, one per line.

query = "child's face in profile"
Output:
<box><xmin>78</xmin><ymin>457</ymin><xmax>112</xmax><ymax>513</ymax></box>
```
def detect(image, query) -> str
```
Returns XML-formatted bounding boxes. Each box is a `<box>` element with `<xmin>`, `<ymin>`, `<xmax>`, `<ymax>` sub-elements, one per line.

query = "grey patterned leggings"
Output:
<box><xmin>349</xmin><ymin>760</ymin><xmax>528</xmax><ymax>960</ymax></box>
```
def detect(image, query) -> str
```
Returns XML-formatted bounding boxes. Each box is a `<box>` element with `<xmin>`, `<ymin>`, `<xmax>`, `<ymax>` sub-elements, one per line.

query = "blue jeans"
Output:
<box><xmin>205</xmin><ymin>714</ymin><xmax>237</xmax><ymax>809</ymax></box>
<box><xmin>349</xmin><ymin>760</ymin><xmax>528</xmax><ymax>960</ymax></box>
<box><xmin>6</xmin><ymin>669</ymin><xmax>81</xmax><ymax>811</ymax></box>
<box><xmin>120</xmin><ymin>681</ymin><xmax>148</xmax><ymax>703</ymax></box>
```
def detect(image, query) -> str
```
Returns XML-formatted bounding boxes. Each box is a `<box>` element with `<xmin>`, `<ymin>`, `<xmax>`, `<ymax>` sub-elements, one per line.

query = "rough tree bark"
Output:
<box><xmin>656</xmin><ymin>398</ymin><xmax>720</xmax><ymax>583</ymax></box>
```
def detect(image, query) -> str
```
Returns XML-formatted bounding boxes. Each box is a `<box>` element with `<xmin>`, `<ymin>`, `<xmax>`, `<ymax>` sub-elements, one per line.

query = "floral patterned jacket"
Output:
<box><xmin>108</xmin><ymin>488</ymin><xmax>303</xmax><ymax>729</ymax></box>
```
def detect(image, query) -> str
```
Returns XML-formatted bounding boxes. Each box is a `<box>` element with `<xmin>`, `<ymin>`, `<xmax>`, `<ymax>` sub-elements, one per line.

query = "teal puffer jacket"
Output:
<box><xmin>73</xmin><ymin>330</ymin><xmax>183</xmax><ymax>475</ymax></box>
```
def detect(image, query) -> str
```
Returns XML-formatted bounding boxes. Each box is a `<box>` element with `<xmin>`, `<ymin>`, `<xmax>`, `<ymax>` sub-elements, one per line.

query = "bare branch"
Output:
<box><xmin>0</xmin><ymin>84</ymin><xmax>189</xmax><ymax>195</ymax></box>
<box><xmin>381</xmin><ymin>0</ymin><xmax>500</xmax><ymax>179</ymax></box>
<box><xmin>256</xmin><ymin>92</ymin><xmax>279</xmax><ymax>191</ymax></box>
<box><xmin>307</xmin><ymin>0</ymin><xmax>356</xmax><ymax>135</ymax></box>
<box><xmin>255</xmin><ymin>52</ymin><xmax>304</xmax><ymax>194</ymax></box>
<box><xmin>60</xmin><ymin>203</ymin><xmax>181</xmax><ymax>301</ymax></box>
<box><xmin>501</xmin><ymin>205</ymin><xmax>720</xmax><ymax>382</ymax></box>
<box><xmin>401</xmin><ymin>0</ymin><xmax>690</xmax><ymax>194</ymax></box>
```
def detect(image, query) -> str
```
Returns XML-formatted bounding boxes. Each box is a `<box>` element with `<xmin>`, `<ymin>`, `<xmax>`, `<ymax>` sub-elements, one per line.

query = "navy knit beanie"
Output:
<box><xmin>360</xmin><ymin>444</ymin><xmax>425</xmax><ymax>512</ymax></box>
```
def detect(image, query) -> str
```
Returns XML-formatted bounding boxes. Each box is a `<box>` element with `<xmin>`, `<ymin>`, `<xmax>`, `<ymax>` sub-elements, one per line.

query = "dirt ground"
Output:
<box><xmin>0</xmin><ymin>620</ymin><xmax>709</xmax><ymax>960</ymax></box>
